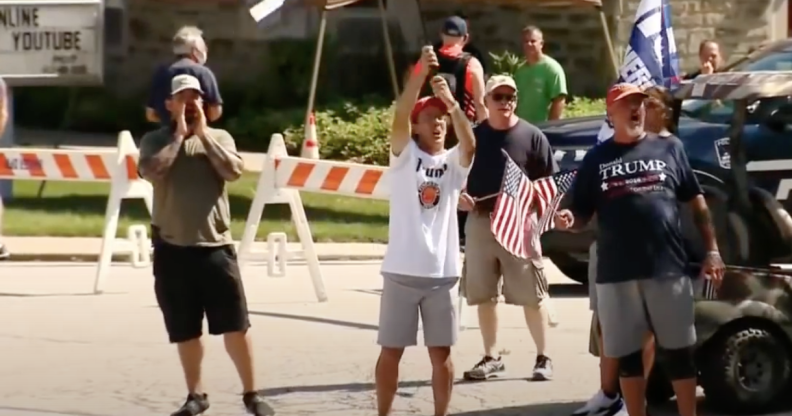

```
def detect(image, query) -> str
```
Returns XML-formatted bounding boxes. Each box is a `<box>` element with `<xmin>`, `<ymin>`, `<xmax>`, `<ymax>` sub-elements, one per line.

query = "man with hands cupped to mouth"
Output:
<box><xmin>138</xmin><ymin>74</ymin><xmax>271</xmax><ymax>416</ymax></box>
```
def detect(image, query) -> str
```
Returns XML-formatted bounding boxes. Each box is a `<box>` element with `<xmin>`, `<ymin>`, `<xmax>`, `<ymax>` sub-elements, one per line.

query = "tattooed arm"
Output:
<box><xmin>138</xmin><ymin>129</ymin><xmax>184</xmax><ymax>182</ymax></box>
<box><xmin>675</xmin><ymin>139</ymin><xmax>725</xmax><ymax>280</ymax></box>
<box><xmin>197</xmin><ymin>129</ymin><xmax>244</xmax><ymax>182</ymax></box>
<box><xmin>689</xmin><ymin>195</ymin><xmax>719</xmax><ymax>252</ymax></box>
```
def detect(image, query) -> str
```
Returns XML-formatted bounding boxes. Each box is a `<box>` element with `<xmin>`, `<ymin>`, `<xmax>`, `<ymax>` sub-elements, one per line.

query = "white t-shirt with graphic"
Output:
<box><xmin>381</xmin><ymin>140</ymin><xmax>470</xmax><ymax>278</ymax></box>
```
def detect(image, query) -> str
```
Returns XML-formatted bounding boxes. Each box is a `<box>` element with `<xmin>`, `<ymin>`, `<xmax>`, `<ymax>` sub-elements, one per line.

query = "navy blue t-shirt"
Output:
<box><xmin>569</xmin><ymin>134</ymin><xmax>703</xmax><ymax>284</ymax></box>
<box><xmin>147</xmin><ymin>58</ymin><xmax>223</xmax><ymax>125</ymax></box>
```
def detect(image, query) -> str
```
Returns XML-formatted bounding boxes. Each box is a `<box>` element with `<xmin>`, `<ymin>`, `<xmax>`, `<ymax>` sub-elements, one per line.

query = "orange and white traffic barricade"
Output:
<box><xmin>238</xmin><ymin>134</ymin><xmax>472</xmax><ymax>329</ymax></box>
<box><xmin>0</xmin><ymin>131</ymin><xmax>153</xmax><ymax>294</ymax></box>
<box><xmin>238</xmin><ymin>133</ymin><xmax>388</xmax><ymax>303</ymax></box>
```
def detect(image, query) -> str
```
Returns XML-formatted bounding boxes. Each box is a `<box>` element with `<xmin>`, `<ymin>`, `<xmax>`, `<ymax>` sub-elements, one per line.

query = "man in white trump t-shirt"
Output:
<box><xmin>375</xmin><ymin>46</ymin><xmax>476</xmax><ymax>416</ymax></box>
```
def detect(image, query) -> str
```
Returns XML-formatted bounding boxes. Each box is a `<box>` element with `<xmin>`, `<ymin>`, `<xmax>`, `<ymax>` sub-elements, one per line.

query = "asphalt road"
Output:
<box><xmin>0</xmin><ymin>260</ymin><xmax>783</xmax><ymax>416</ymax></box>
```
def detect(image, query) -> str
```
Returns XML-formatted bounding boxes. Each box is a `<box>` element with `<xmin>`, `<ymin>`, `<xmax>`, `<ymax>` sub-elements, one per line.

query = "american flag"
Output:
<box><xmin>491</xmin><ymin>153</ymin><xmax>535</xmax><ymax>258</ymax></box>
<box><xmin>534</xmin><ymin>170</ymin><xmax>578</xmax><ymax>234</ymax></box>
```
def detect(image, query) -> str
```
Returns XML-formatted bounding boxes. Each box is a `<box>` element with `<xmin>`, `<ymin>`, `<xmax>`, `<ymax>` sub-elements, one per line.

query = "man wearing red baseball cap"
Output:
<box><xmin>375</xmin><ymin>45</ymin><xmax>477</xmax><ymax>416</ymax></box>
<box><xmin>555</xmin><ymin>83</ymin><xmax>725</xmax><ymax>416</ymax></box>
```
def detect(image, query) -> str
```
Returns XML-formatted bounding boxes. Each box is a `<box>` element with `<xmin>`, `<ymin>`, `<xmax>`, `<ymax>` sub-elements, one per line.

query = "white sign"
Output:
<box><xmin>0</xmin><ymin>0</ymin><xmax>103</xmax><ymax>86</ymax></box>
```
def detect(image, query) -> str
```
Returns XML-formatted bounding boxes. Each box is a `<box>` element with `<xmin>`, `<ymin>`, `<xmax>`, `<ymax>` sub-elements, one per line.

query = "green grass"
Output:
<box><xmin>4</xmin><ymin>173</ymin><xmax>389</xmax><ymax>242</ymax></box>
<box><xmin>566</xmin><ymin>98</ymin><xmax>606</xmax><ymax>118</ymax></box>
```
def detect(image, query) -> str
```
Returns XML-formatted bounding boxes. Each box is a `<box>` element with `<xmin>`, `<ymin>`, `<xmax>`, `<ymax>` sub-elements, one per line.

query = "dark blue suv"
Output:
<box><xmin>539</xmin><ymin>39</ymin><xmax>792</xmax><ymax>283</ymax></box>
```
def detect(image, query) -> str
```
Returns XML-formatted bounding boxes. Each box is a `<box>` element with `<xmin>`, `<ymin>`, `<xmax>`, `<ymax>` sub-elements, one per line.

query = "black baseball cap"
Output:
<box><xmin>442</xmin><ymin>16</ymin><xmax>468</xmax><ymax>37</ymax></box>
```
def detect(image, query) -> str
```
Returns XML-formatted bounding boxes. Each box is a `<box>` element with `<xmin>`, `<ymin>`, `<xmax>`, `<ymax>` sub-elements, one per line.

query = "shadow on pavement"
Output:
<box><xmin>0</xmin><ymin>406</ymin><xmax>103</xmax><ymax>416</ymax></box>
<box><xmin>351</xmin><ymin>288</ymin><xmax>382</xmax><ymax>296</ymax></box>
<box><xmin>0</xmin><ymin>291</ymin><xmax>125</xmax><ymax>297</ymax></box>
<box><xmin>261</xmin><ymin>377</ymin><xmax>521</xmax><ymax>397</ymax></box>
<box><xmin>548</xmin><ymin>283</ymin><xmax>588</xmax><ymax>298</ymax></box>
<box><xmin>452</xmin><ymin>401</ymin><xmax>584</xmax><ymax>416</ymax></box>
<box><xmin>352</xmin><ymin>284</ymin><xmax>587</xmax><ymax>300</ymax></box>
<box><xmin>249</xmin><ymin>310</ymin><xmax>378</xmax><ymax>331</ymax></box>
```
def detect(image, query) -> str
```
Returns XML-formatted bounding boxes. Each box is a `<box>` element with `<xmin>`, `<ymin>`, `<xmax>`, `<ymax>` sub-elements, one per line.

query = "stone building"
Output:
<box><xmin>107</xmin><ymin>0</ymin><xmax>789</xmax><ymax>97</ymax></box>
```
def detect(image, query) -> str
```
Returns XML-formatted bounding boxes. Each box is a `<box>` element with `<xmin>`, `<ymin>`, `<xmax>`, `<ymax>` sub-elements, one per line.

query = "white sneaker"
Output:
<box><xmin>571</xmin><ymin>390</ymin><xmax>624</xmax><ymax>416</ymax></box>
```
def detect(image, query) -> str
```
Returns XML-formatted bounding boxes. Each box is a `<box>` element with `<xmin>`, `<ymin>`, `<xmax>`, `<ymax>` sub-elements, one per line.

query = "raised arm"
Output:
<box><xmin>392</xmin><ymin>46</ymin><xmax>436</xmax><ymax>156</ymax></box>
<box><xmin>430</xmin><ymin>76</ymin><xmax>475</xmax><ymax>167</ymax></box>
<box><xmin>468</xmin><ymin>57</ymin><xmax>488</xmax><ymax>122</ymax></box>
<box><xmin>139</xmin><ymin>98</ymin><xmax>189</xmax><ymax>182</ymax></box>
<box><xmin>138</xmin><ymin>130</ymin><xmax>183</xmax><ymax>182</ymax></box>
<box><xmin>0</xmin><ymin>78</ymin><xmax>8</xmax><ymax>135</ymax></box>
<box><xmin>194</xmin><ymin>105</ymin><xmax>243</xmax><ymax>182</ymax></box>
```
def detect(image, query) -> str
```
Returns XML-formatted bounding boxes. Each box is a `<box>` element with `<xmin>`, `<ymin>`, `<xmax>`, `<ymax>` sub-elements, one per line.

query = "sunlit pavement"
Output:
<box><xmin>0</xmin><ymin>261</ymin><xmax>784</xmax><ymax>416</ymax></box>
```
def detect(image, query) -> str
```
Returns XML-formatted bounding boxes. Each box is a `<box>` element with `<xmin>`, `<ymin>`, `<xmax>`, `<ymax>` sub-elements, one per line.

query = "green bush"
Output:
<box><xmin>227</xmin><ymin>97</ymin><xmax>605</xmax><ymax>166</ymax></box>
<box><xmin>566</xmin><ymin>97</ymin><xmax>606</xmax><ymax>118</ymax></box>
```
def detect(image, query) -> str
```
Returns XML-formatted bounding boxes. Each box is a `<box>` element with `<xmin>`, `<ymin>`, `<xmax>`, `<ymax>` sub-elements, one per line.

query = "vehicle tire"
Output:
<box><xmin>645</xmin><ymin>367</ymin><xmax>675</xmax><ymax>406</ymax></box>
<box><xmin>700</xmin><ymin>327</ymin><xmax>791</xmax><ymax>414</ymax></box>
<box><xmin>549</xmin><ymin>253</ymin><xmax>587</xmax><ymax>284</ymax></box>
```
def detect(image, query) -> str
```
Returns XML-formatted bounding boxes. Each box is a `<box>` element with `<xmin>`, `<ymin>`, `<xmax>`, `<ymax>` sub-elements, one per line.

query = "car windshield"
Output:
<box><xmin>680</xmin><ymin>47</ymin><xmax>792</xmax><ymax>123</ymax></box>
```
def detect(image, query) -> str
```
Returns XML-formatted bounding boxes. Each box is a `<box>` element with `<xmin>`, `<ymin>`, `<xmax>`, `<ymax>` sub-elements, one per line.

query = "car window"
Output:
<box><xmin>680</xmin><ymin>49</ymin><xmax>792</xmax><ymax>123</ymax></box>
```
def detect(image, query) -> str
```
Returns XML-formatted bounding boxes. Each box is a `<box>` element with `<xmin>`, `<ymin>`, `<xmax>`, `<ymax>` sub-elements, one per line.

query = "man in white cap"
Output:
<box><xmin>459</xmin><ymin>74</ymin><xmax>559</xmax><ymax>381</ymax></box>
<box><xmin>138</xmin><ymin>74</ymin><xmax>270</xmax><ymax>416</ymax></box>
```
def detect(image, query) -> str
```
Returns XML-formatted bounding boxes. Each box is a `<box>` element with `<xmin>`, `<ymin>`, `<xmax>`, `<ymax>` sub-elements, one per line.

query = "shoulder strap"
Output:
<box><xmin>453</xmin><ymin>53</ymin><xmax>473</xmax><ymax>110</ymax></box>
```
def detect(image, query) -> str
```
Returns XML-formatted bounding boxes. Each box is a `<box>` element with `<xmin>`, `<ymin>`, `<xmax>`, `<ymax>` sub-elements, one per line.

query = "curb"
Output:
<box><xmin>5</xmin><ymin>253</ymin><xmax>386</xmax><ymax>263</ymax></box>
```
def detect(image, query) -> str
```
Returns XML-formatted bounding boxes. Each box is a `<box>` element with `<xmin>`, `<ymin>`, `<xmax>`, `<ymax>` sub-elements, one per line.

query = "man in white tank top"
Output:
<box><xmin>375</xmin><ymin>46</ymin><xmax>476</xmax><ymax>416</ymax></box>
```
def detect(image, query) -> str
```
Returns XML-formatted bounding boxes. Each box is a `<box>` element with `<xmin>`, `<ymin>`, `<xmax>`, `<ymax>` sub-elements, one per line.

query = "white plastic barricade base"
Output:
<box><xmin>93</xmin><ymin>131</ymin><xmax>154</xmax><ymax>294</ymax></box>
<box><xmin>237</xmin><ymin>134</ymin><xmax>327</xmax><ymax>302</ymax></box>
<box><xmin>266</xmin><ymin>232</ymin><xmax>288</xmax><ymax>277</ymax></box>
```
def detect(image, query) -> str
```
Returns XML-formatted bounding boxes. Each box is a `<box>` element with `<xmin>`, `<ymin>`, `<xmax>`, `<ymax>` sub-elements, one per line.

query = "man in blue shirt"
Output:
<box><xmin>146</xmin><ymin>26</ymin><xmax>223</xmax><ymax>125</ymax></box>
<box><xmin>556</xmin><ymin>83</ymin><xmax>725</xmax><ymax>416</ymax></box>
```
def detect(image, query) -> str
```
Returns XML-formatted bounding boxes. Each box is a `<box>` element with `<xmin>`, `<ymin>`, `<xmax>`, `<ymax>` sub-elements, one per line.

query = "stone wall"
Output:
<box><xmin>110</xmin><ymin>0</ymin><xmax>787</xmax><ymax>98</ymax></box>
<box><xmin>419</xmin><ymin>1</ymin><xmax>611</xmax><ymax>96</ymax></box>
<box><xmin>610</xmin><ymin>0</ymin><xmax>786</xmax><ymax>75</ymax></box>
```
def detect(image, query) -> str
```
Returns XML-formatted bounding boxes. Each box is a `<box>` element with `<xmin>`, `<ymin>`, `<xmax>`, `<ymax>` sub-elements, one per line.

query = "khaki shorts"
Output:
<box><xmin>460</xmin><ymin>211</ymin><xmax>548</xmax><ymax>307</ymax></box>
<box><xmin>589</xmin><ymin>313</ymin><xmax>602</xmax><ymax>357</ymax></box>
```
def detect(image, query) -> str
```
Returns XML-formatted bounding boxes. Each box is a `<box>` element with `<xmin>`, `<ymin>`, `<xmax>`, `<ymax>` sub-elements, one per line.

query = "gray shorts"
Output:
<box><xmin>377</xmin><ymin>273</ymin><xmax>459</xmax><ymax>348</ymax></box>
<box><xmin>597</xmin><ymin>275</ymin><xmax>696</xmax><ymax>358</ymax></box>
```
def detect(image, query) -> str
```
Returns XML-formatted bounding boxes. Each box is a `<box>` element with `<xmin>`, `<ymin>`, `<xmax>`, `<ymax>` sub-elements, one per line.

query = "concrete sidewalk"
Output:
<box><xmin>0</xmin><ymin>236</ymin><xmax>387</xmax><ymax>262</ymax></box>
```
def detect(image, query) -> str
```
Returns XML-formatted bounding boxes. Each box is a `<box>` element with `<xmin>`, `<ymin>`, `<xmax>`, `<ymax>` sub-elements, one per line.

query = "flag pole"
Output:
<box><xmin>596</xmin><ymin>4</ymin><xmax>620</xmax><ymax>79</ymax></box>
<box><xmin>306</xmin><ymin>6</ymin><xmax>328</xmax><ymax>128</ymax></box>
<box><xmin>378</xmin><ymin>0</ymin><xmax>400</xmax><ymax>98</ymax></box>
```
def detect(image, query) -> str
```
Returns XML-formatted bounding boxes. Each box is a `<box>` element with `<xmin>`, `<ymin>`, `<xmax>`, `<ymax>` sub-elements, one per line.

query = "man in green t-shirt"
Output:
<box><xmin>514</xmin><ymin>26</ymin><xmax>568</xmax><ymax>123</ymax></box>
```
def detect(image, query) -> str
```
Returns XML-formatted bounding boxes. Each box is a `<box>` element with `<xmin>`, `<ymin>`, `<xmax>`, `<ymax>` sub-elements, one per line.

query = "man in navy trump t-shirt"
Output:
<box><xmin>555</xmin><ymin>83</ymin><xmax>725</xmax><ymax>416</ymax></box>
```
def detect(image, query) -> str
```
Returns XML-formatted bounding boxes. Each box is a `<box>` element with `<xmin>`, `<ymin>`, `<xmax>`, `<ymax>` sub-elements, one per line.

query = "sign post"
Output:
<box><xmin>0</xmin><ymin>0</ymin><xmax>104</xmax><ymax>200</ymax></box>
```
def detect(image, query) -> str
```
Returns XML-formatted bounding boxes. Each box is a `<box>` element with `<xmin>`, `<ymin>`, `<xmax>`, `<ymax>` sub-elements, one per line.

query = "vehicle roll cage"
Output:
<box><xmin>671</xmin><ymin>71</ymin><xmax>792</xmax><ymax>213</ymax></box>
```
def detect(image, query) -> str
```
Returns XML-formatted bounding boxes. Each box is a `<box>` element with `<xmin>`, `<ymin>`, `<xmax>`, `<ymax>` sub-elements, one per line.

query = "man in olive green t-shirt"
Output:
<box><xmin>138</xmin><ymin>74</ymin><xmax>272</xmax><ymax>416</ymax></box>
<box><xmin>514</xmin><ymin>26</ymin><xmax>568</xmax><ymax>123</ymax></box>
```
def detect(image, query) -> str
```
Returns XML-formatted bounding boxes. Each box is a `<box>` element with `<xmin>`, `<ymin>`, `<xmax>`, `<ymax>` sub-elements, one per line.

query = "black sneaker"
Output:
<box><xmin>532</xmin><ymin>355</ymin><xmax>553</xmax><ymax>381</ymax></box>
<box><xmin>171</xmin><ymin>393</ymin><xmax>210</xmax><ymax>416</ymax></box>
<box><xmin>0</xmin><ymin>244</ymin><xmax>10</xmax><ymax>260</ymax></box>
<box><xmin>243</xmin><ymin>391</ymin><xmax>275</xmax><ymax>415</ymax></box>
<box><xmin>462</xmin><ymin>356</ymin><xmax>505</xmax><ymax>380</ymax></box>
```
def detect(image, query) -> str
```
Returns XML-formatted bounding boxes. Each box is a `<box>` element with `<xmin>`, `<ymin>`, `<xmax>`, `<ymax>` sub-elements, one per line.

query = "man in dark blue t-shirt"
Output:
<box><xmin>146</xmin><ymin>26</ymin><xmax>223</xmax><ymax>125</ymax></box>
<box><xmin>555</xmin><ymin>83</ymin><xmax>724</xmax><ymax>416</ymax></box>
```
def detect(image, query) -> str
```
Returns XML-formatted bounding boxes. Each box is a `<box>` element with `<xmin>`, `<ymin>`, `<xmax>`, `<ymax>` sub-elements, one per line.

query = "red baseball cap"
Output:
<box><xmin>606</xmin><ymin>83</ymin><xmax>647</xmax><ymax>110</ymax></box>
<box><xmin>411</xmin><ymin>97</ymin><xmax>448</xmax><ymax>123</ymax></box>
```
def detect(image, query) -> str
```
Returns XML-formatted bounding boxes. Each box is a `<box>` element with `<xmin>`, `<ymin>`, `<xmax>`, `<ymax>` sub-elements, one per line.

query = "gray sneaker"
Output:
<box><xmin>463</xmin><ymin>356</ymin><xmax>505</xmax><ymax>380</ymax></box>
<box><xmin>532</xmin><ymin>355</ymin><xmax>553</xmax><ymax>381</ymax></box>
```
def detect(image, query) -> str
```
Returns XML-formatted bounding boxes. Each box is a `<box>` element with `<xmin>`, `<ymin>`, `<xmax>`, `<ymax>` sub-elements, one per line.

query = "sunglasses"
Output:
<box><xmin>491</xmin><ymin>93</ymin><xmax>516</xmax><ymax>103</ymax></box>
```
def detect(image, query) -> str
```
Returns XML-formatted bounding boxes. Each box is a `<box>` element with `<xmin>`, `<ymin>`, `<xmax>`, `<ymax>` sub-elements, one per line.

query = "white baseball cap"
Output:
<box><xmin>171</xmin><ymin>74</ymin><xmax>203</xmax><ymax>95</ymax></box>
<box><xmin>486</xmin><ymin>75</ymin><xmax>518</xmax><ymax>94</ymax></box>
